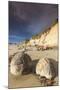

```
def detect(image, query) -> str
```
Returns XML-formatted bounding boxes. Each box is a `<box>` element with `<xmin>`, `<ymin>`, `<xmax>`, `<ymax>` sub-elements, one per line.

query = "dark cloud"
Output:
<box><xmin>9</xmin><ymin>1</ymin><xmax>58</xmax><ymax>43</ymax></box>
<box><xmin>9</xmin><ymin>2</ymin><xmax>58</xmax><ymax>22</ymax></box>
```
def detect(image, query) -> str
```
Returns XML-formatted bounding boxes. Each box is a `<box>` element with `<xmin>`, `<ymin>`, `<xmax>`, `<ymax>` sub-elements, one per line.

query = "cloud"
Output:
<box><xmin>9</xmin><ymin>2</ymin><xmax>58</xmax><ymax>22</ymax></box>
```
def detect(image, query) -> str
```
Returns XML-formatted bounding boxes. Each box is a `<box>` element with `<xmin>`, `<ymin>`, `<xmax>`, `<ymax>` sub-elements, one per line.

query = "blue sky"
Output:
<box><xmin>9</xmin><ymin>1</ymin><xmax>58</xmax><ymax>43</ymax></box>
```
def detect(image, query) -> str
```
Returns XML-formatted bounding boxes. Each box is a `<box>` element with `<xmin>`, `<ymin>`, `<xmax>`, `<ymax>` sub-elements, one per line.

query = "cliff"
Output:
<box><xmin>27</xmin><ymin>21</ymin><xmax>58</xmax><ymax>48</ymax></box>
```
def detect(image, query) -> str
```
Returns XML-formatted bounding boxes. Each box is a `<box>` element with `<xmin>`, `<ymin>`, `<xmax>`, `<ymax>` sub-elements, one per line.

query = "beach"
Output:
<box><xmin>8</xmin><ymin>46</ymin><xmax>58</xmax><ymax>88</ymax></box>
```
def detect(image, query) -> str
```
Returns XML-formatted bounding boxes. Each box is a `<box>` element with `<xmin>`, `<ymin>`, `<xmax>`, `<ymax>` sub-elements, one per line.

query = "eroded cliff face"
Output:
<box><xmin>28</xmin><ymin>23</ymin><xmax>58</xmax><ymax>47</ymax></box>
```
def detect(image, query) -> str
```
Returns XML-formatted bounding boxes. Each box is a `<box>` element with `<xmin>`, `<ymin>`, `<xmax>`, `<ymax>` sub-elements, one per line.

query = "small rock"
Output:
<box><xmin>39</xmin><ymin>77</ymin><xmax>54</xmax><ymax>86</ymax></box>
<box><xmin>36</xmin><ymin>57</ymin><xmax>55</xmax><ymax>79</ymax></box>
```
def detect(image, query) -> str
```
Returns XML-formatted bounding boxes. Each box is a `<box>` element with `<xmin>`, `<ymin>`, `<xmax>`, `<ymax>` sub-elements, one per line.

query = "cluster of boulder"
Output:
<box><xmin>10</xmin><ymin>51</ymin><xmax>55</xmax><ymax>85</ymax></box>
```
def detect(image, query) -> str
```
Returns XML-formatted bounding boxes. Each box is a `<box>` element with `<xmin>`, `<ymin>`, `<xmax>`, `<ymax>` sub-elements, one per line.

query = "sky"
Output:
<box><xmin>9</xmin><ymin>1</ymin><xmax>58</xmax><ymax>43</ymax></box>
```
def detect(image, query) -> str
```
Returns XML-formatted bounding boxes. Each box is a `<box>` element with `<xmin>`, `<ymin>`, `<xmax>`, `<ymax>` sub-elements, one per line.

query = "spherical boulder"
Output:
<box><xmin>36</xmin><ymin>57</ymin><xmax>55</xmax><ymax>79</ymax></box>
<box><xmin>10</xmin><ymin>52</ymin><xmax>32</xmax><ymax>76</ymax></box>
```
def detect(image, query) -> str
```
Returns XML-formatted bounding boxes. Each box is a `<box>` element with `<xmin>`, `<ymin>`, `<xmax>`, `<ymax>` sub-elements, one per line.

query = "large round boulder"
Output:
<box><xmin>10</xmin><ymin>52</ymin><xmax>32</xmax><ymax>76</ymax></box>
<box><xmin>36</xmin><ymin>57</ymin><xmax>55</xmax><ymax>79</ymax></box>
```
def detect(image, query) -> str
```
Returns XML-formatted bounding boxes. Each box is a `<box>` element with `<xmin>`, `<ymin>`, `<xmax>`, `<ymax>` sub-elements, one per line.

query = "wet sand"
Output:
<box><xmin>8</xmin><ymin>48</ymin><xmax>58</xmax><ymax>89</ymax></box>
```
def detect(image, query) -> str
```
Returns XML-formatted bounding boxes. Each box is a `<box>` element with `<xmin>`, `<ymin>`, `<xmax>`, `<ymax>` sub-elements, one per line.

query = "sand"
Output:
<box><xmin>8</xmin><ymin>46</ymin><xmax>58</xmax><ymax>89</ymax></box>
